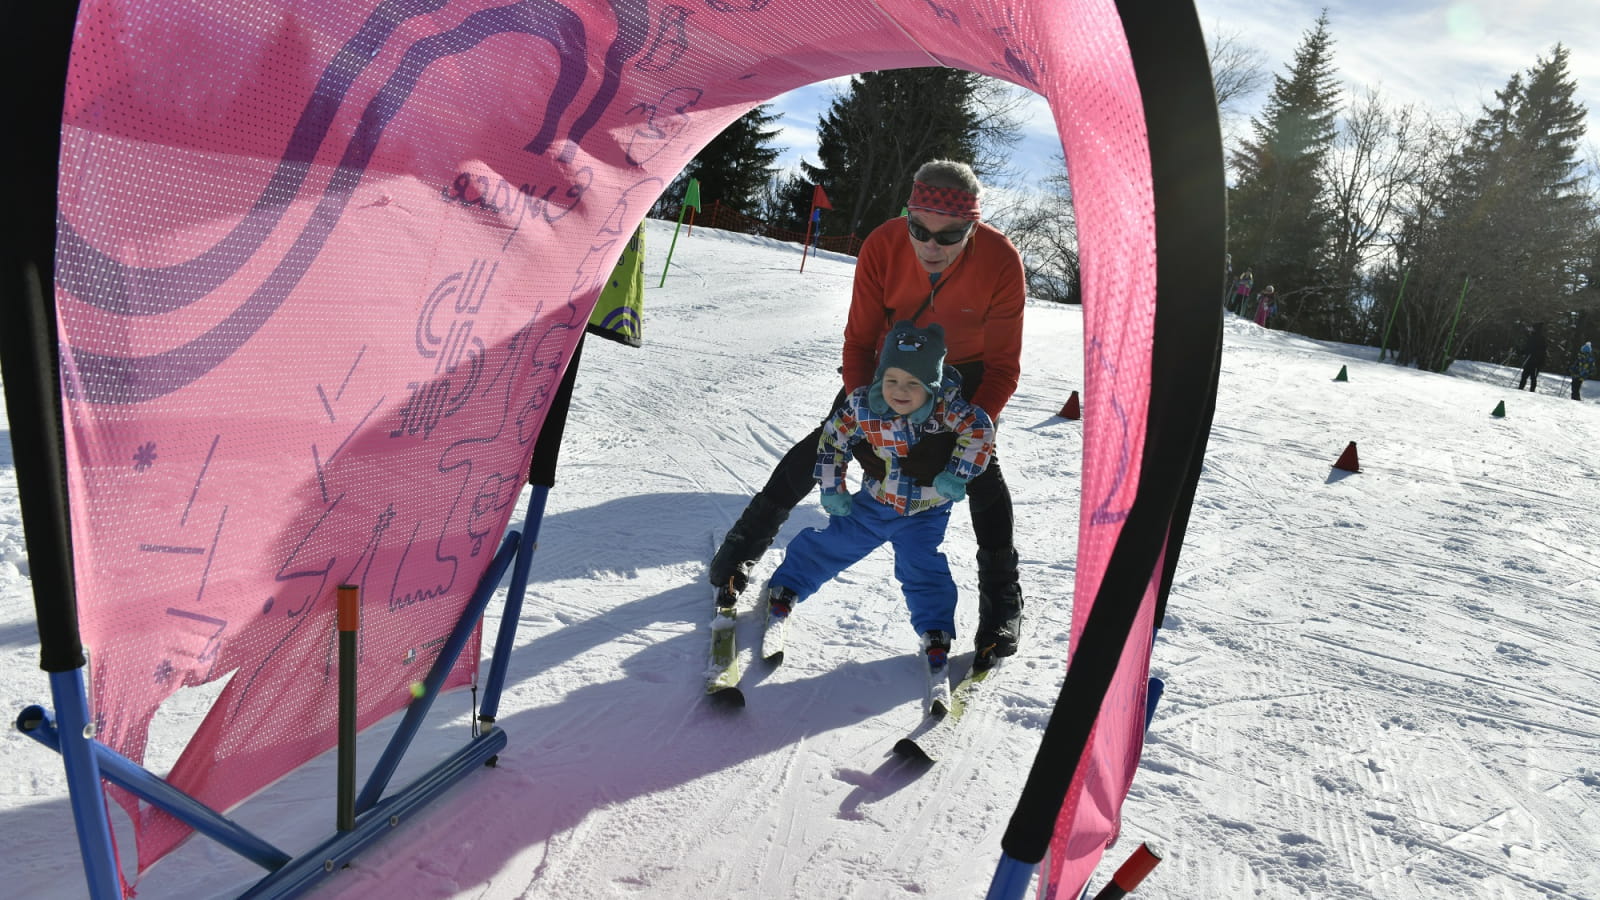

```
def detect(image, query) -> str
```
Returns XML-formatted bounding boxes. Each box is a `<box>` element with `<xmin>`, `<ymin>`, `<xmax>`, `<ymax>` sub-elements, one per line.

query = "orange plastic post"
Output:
<box><xmin>337</xmin><ymin>584</ymin><xmax>360</xmax><ymax>632</ymax></box>
<box><xmin>1090</xmin><ymin>842</ymin><xmax>1163</xmax><ymax>899</ymax></box>
<box><xmin>335</xmin><ymin>584</ymin><xmax>359</xmax><ymax>830</ymax></box>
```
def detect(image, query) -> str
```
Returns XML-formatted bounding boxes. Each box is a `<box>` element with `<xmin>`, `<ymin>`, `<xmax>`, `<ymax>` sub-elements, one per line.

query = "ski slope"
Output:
<box><xmin>3</xmin><ymin>219</ymin><xmax>1599</xmax><ymax>898</ymax></box>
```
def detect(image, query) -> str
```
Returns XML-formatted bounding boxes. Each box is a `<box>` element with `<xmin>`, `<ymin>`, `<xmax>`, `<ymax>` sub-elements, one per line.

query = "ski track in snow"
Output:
<box><xmin>3</xmin><ymin>220</ymin><xmax>1600</xmax><ymax>899</ymax></box>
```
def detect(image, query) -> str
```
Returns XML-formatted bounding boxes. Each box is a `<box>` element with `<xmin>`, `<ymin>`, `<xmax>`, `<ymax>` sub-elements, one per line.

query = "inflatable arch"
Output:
<box><xmin>2</xmin><ymin>0</ymin><xmax>1224</xmax><ymax>896</ymax></box>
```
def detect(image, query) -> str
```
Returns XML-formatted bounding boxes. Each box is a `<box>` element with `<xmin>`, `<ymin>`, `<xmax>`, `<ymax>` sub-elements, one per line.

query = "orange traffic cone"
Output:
<box><xmin>1332</xmin><ymin>441</ymin><xmax>1360</xmax><ymax>473</ymax></box>
<box><xmin>1058</xmin><ymin>391</ymin><xmax>1081</xmax><ymax>420</ymax></box>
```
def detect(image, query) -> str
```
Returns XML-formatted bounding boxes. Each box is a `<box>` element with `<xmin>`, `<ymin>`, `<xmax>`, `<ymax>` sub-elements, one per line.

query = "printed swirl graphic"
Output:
<box><xmin>59</xmin><ymin>0</ymin><xmax>656</xmax><ymax>404</ymax></box>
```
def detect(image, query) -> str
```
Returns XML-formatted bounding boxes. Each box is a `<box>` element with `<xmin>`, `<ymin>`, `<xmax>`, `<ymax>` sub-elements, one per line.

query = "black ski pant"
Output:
<box><xmin>1518</xmin><ymin>362</ymin><xmax>1540</xmax><ymax>391</ymax></box>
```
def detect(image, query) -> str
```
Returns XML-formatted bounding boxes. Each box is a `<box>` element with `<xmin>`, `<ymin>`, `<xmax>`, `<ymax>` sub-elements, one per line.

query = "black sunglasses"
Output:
<box><xmin>907</xmin><ymin>217</ymin><xmax>974</xmax><ymax>246</ymax></box>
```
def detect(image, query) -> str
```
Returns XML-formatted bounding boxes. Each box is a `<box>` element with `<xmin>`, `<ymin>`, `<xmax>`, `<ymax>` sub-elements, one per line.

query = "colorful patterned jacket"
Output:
<box><xmin>815</xmin><ymin>368</ymin><xmax>994</xmax><ymax>516</ymax></box>
<box><xmin>1572</xmin><ymin>343</ymin><xmax>1595</xmax><ymax>380</ymax></box>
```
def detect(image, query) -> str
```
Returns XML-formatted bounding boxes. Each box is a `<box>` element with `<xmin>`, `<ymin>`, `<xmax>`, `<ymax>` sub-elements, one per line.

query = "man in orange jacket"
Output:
<box><xmin>711</xmin><ymin>159</ymin><xmax>1027</xmax><ymax>667</ymax></box>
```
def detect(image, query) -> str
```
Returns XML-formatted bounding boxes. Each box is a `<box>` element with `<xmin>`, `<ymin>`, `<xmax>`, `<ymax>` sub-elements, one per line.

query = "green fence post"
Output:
<box><xmin>1377</xmin><ymin>269</ymin><xmax>1408</xmax><ymax>361</ymax></box>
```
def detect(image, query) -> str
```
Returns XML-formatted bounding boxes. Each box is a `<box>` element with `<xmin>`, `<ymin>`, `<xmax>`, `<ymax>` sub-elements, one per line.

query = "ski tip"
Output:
<box><xmin>763</xmin><ymin>650</ymin><xmax>785</xmax><ymax>665</ymax></box>
<box><xmin>708</xmin><ymin>686</ymin><xmax>746</xmax><ymax>708</ymax></box>
<box><xmin>892</xmin><ymin>737</ymin><xmax>935</xmax><ymax>764</ymax></box>
<box><xmin>928</xmin><ymin>699</ymin><xmax>950</xmax><ymax>719</ymax></box>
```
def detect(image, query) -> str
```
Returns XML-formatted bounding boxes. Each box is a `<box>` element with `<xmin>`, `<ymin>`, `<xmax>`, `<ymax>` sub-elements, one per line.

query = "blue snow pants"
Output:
<box><xmin>768</xmin><ymin>489</ymin><xmax>958</xmax><ymax>637</ymax></box>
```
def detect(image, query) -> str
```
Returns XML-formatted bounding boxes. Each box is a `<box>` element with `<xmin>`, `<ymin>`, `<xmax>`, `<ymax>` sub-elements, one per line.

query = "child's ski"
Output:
<box><xmin>893</xmin><ymin>662</ymin><xmax>998</xmax><ymax>763</ymax></box>
<box><xmin>760</xmin><ymin>603</ymin><xmax>789</xmax><ymax>664</ymax></box>
<box><xmin>927</xmin><ymin>660</ymin><xmax>952</xmax><ymax>716</ymax></box>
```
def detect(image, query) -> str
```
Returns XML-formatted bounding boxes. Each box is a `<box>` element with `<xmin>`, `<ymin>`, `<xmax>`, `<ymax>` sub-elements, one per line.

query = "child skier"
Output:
<box><xmin>763</xmin><ymin>321</ymin><xmax>994</xmax><ymax>711</ymax></box>
<box><xmin>1572</xmin><ymin>341</ymin><xmax>1595</xmax><ymax>401</ymax></box>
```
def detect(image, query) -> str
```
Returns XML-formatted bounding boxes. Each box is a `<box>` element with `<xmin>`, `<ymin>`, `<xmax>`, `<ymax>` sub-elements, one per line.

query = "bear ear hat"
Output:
<box><xmin>875</xmin><ymin>321</ymin><xmax>948</xmax><ymax>390</ymax></box>
<box><xmin>869</xmin><ymin>320</ymin><xmax>948</xmax><ymax>420</ymax></box>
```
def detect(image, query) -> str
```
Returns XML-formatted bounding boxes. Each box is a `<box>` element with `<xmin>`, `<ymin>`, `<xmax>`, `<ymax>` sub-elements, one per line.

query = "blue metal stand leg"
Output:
<box><xmin>50</xmin><ymin>669</ymin><xmax>121</xmax><ymax>899</ymax></box>
<box><xmin>987</xmin><ymin>854</ymin><xmax>1037</xmax><ymax>899</ymax></box>
<box><xmin>356</xmin><ymin>530</ymin><xmax>521</xmax><ymax>814</ymax></box>
<box><xmin>479</xmin><ymin>485</ymin><xmax>548</xmax><ymax>722</ymax></box>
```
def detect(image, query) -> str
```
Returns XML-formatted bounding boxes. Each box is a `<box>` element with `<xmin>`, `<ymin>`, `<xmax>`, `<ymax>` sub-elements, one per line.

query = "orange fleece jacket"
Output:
<box><xmin>842</xmin><ymin>217</ymin><xmax>1026</xmax><ymax>419</ymax></box>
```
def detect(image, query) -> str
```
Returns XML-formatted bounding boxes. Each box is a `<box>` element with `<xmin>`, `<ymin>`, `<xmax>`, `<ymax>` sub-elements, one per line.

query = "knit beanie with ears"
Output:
<box><xmin>868</xmin><ymin>321</ymin><xmax>947</xmax><ymax>421</ymax></box>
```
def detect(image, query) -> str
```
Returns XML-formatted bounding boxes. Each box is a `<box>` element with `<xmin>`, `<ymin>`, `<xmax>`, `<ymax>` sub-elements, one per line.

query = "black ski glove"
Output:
<box><xmin>900</xmin><ymin>432</ymin><xmax>959</xmax><ymax>485</ymax></box>
<box><xmin>851</xmin><ymin>441</ymin><xmax>887</xmax><ymax>481</ymax></box>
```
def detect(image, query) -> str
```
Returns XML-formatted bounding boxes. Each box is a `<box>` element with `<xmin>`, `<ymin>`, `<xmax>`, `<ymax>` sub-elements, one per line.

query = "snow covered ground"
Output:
<box><xmin>3</xmin><ymin>219</ymin><xmax>1599</xmax><ymax>899</ymax></box>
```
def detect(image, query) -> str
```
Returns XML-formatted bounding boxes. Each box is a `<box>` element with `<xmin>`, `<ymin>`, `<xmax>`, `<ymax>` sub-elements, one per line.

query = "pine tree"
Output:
<box><xmin>1226</xmin><ymin>12</ymin><xmax>1341</xmax><ymax>332</ymax></box>
<box><xmin>766</xmin><ymin>173</ymin><xmax>814</xmax><ymax>233</ymax></box>
<box><xmin>1396</xmin><ymin>45</ymin><xmax>1592</xmax><ymax>370</ymax></box>
<box><xmin>802</xmin><ymin>69</ymin><xmax>986</xmax><ymax>236</ymax></box>
<box><xmin>686</xmin><ymin>104</ymin><xmax>783</xmax><ymax>212</ymax></box>
<box><xmin>650</xmin><ymin>105</ymin><xmax>782</xmax><ymax>219</ymax></box>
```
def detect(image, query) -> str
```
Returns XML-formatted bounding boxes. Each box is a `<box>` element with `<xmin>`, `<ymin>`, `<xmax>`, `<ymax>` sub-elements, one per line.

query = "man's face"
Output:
<box><xmin>906</xmin><ymin>210</ymin><xmax>974</xmax><ymax>274</ymax></box>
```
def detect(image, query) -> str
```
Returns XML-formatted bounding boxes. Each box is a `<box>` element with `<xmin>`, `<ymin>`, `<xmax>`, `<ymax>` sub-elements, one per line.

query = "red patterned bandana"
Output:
<box><xmin>907</xmin><ymin>181</ymin><xmax>981</xmax><ymax>220</ymax></box>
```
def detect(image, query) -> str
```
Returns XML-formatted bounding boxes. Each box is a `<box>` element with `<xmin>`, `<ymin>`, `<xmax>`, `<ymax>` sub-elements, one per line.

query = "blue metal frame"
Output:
<box><xmin>17</xmin><ymin>703</ymin><xmax>291</xmax><ymax>871</ymax></box>
<box><xmin>478</xmin><ymin>485</ymin><xmax>548</xmax><ymax>722</ymax></box>
<box><xmin>986</xmin><ymin>855</ymin><xmax>1039</xmax><ymax>899</ymax></box>
<box><xmin>356</xmin><ymin>528</ymin><xmax>520</xmax><ymax>813</ymax></box>
<box><xmin>41</xmin><ymin>669</ymin><xmax>120</xmax><ymax>898</ymax></box>
<box><xmin>17</xmin><ymin>499</ymin><xmax>548</xmax><ymax>899</ymax></box>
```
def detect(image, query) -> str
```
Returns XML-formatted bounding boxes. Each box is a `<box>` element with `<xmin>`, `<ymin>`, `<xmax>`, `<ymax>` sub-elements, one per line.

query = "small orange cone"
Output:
<box><xmin>1332</xmin><ymin>441</ymin><xmax>1360</xmax><ymax>473</ymax></box>
<box><xmin>1058</xmin><ymin>390</ymin><xmax>1081</xmax><ymax>420</ymax></box>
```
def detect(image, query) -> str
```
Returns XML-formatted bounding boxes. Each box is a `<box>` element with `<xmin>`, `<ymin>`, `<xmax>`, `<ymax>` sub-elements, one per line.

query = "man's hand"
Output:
<box><xmin>850</xmin><ymin>442</ymin><xmax>887</xmax><ymax>481</ymax></box>
<box><xmin>900</xmin><ymin>432</ymin><xmax>959</xmax><ymax>485</ymax></box>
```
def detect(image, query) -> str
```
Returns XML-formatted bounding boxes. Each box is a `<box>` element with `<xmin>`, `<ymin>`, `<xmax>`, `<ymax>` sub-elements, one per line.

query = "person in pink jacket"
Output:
<box><xmin>1254</xmin><ymin>284</ymin><xmax>1277</xmax><ymax>327</ymax></box>
<box><xmin>1231</xmin><ymin>270</ymin><xmax>1253</xmax><ymax>316</ymax></box>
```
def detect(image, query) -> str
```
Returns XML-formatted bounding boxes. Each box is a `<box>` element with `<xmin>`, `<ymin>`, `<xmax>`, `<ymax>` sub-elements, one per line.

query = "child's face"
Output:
<box><xmin>879</xmin><ymin>367</ymin><xmax>929</xmax><ymax>415</ymax></box>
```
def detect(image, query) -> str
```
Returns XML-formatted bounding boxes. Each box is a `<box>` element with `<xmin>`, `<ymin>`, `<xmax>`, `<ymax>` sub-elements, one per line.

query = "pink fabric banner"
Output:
<box><xmin>54</xmin><ymin>0</ymin><xmax>1155</xmax><ymax>884</ymax></box>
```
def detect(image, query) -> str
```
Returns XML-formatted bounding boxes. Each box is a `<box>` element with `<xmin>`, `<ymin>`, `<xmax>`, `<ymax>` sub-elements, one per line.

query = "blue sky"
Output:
<box><xmin>762</xmin><ymin>1</ymin><xmax>1600</xmax><ymax>184</ymax></box>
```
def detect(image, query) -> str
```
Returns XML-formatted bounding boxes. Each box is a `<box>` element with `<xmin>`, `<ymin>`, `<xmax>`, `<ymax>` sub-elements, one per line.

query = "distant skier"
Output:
<box><xmin>1572</xmin><ymin>341</ymin><xmax>1595</xmax><ymax>401</ymax></box>
<box><xmin>1254</xmin><ymin>284</ymin><xmax>1277</xmax><ymax>328</ymax></box>
<box><xmin>1231</xmin><ymin>270</ymin><xmax>1254</xmax><ymax>316</ymax></box>
<box><xmin>761</xmin><ymin>322</ymin><xmax>993</xmax><ymax>701</ymax></box>
<box><xmin>1517</xmin><ymin>322</ymin><xmax>1547</xmax><ymax>392</ymax></box>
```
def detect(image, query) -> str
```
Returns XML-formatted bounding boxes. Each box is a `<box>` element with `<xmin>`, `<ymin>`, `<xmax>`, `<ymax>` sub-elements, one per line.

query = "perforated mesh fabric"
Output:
<box><xmin>56</xmin><ymin>0</ymin><xmax>1157</xmax><ymax>887</ymax></box>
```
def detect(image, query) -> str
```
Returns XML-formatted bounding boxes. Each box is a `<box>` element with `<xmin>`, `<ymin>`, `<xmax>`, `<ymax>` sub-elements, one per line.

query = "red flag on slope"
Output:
<box><xmin>811</xmin><ymin>184</ymin><xmax>832</xmax><ymax>210</ymax></box>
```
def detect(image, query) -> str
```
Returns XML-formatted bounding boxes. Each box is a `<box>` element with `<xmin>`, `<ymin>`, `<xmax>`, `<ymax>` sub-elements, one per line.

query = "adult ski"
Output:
<box><xmin>705</xmin><ymin>531</ymin><xmax>744</xmax><ymax>706</ymax></box>
<box><xmin>893</xmin><ymin>662</ymin><xmax>999</xmax><ymax>763</ymax></box>
<box><xmin>706</xmin><ymin>603</ymin><xmax>744</xmax><ymax>706</ymax></box>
